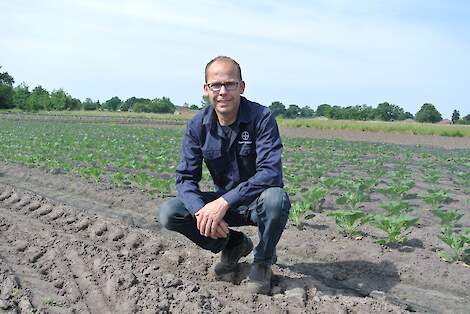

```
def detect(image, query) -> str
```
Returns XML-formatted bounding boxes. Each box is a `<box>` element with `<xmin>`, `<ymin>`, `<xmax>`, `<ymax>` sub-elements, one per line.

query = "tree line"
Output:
<box><xmin>1</xmin><ymin>66</ymin><xmax>469</xmax><ymax>123</ymax></box>
<box><xmin>268</xmin><ymin>101</ymin><xmax>469</xmax><ymax>124</ymax></box>
<box><xmin>0</xmin><ymin>67</ymin><xmax>176</xmax><ymax>114</ymax></box>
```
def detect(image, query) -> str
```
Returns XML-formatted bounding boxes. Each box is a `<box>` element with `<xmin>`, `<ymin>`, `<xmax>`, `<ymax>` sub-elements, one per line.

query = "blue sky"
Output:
<box><xmin>1</xmin><ymin>0</ymin><xmax>469</xmax><ymax>118</ymax></box>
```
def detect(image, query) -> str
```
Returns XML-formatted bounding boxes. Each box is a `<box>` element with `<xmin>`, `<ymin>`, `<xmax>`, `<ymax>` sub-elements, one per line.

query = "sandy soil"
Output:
<box><xmin>0</xmin><ymin>157</ymin><xmax>469</xmax><ymax>314</ymax></box>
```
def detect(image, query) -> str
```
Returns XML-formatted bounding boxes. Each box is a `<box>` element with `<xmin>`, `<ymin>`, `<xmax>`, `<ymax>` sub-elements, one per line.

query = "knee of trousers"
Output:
<box><xmin>158</xmin><ymin>198</ymin><xmax>183</xmax><ymax>230</ymax></box>
<box><xmin>259</xmin><ymin>187</ymin><xmax>291</xmax><ymax>221</ymax></box>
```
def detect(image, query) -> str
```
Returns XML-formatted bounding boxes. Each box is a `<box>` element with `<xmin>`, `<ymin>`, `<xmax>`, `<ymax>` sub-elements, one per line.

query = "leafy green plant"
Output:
<box><xmin>369</xmin><ymin>214</ymin><xmax>418</xmax><ymax>245</ymax></box>
<box><xmin>303</xmin><ymin>186</ymin><xmax>328</xmax><ymax>211</ymax></box>
<box><xmin>432</xmin><ymin>208</ymin><xmax>463</xmax><ymax>228</ymax></box>
<box><xmin>336</xmin><ymin>191</ymin><xmax>369</xmax><ymax>211</ymax></box>
<box><xmin>327</xmin><ymin>210</ymin><xmax>369</xmax><ymax>237</ymax></box>
<box><xmin>320</xmin><ymin>176</ymin><xmax>343</xmax><ymax>192</ymax></box>
<box><xmin>423</xmin><ymin>169</ymin><xmax>441</xmax><ymax>185</ymax></box>
<box><xmin>438</xmin><ymin>228</ymin><xmax>470</xmax><ymax>262</ymax></box>
<box><xmin>380</xmin><ymin>200</ymin><xmax>414</xmax><ymax>216</ymax></box>
<box><xmin>420</xmin><ymin>188</ymin><xmax>450</xmax><ymax>210</ymax></box>
<box><xmin>378</xmin><ymin>179</ymin><xmax>415</xmax><ymax>200</ymax></box>
<box><xmin>289</xmin><ymin>201</ymin><xmax>311</xmax><ymax>227</ymax></box>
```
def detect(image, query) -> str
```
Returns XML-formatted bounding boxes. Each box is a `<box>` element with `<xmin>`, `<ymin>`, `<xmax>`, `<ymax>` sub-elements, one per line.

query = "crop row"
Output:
<box><xmin>1</xmin><ymin>119</ymin><xmax>469</xmax><ymax>263</ymax></box>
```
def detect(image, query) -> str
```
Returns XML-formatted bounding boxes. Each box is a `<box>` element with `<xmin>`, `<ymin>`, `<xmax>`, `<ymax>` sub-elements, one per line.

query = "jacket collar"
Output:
<box><xmin>202</xmin><ymin>96</ymin><xmax>252</xmax><ymax>127</ymax></box>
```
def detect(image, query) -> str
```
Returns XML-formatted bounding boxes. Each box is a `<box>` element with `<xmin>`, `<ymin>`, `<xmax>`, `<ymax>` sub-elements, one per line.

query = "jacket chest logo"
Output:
<box><xmin>239</xmin><ymin>130</ymin><xmax>252</xmax><ymax>144</ymax></box>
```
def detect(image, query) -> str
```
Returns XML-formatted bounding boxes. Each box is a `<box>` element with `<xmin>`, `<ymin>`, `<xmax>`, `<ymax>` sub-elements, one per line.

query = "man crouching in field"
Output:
<box><xmin>158</xmin><ymin>56</ymin><xmax>290</xmax><ymax>294</ymax></box>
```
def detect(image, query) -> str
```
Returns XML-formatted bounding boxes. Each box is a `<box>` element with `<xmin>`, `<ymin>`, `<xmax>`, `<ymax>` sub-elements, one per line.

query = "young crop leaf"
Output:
<box><xmin>431</xmin><ymin>208</ymin><xmax>463</xmax><ymax>227</ymax></box>
<box><xmin>369</xmin><ymin>214</ymin><xmax>418</xmax><ymax>245</ymax></box>
<box><xmin>326</xmin><ymin>210</ymin><xmax>368</xmax><ymax>237</ymax></box>
<box><xmin>421</xmin><ymin>188</ymin><xmax>450</xmax><ymax>210</ymax></box>
<box><xmin>380</xmin><ymin>200</ymin><xmax>414</xmax><ymax>216</ymax></box>
<box><xmin>289</xmin><ymin>201</ymin><xmax>311</xmax><ymax>227</ymax></box>
<box><xmin>303</xmin><ymin>186</ymin><xmax>328</xmax><ymax>211</ymax></box>
<box><xmin>336</xmin><ymin>191</ymin><xmax>369</xmax><ymax>211</ymax></box>
<box><xmin>438</xmin><ymin>228</ymin><xmax>470</xmax><ymax>262</ymax></box>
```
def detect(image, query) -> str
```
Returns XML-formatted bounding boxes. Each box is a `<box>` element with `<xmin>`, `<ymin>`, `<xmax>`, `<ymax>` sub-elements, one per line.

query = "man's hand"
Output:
<box><xmin>195</xmin><ymin>197</ymin><xmax>230</xmax><ymax>239</ymax></box>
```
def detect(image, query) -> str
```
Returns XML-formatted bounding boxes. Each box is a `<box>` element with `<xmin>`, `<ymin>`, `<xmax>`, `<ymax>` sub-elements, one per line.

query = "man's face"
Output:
<box><xmin>204</xmin><ymin>60</ymin><xmax>245</xmax><ymax>118</ymax></box>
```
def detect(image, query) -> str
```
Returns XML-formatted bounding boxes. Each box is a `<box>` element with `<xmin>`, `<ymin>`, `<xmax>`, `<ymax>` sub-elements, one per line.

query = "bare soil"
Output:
<box><xmin>1</xmin><ymin>129</ymin><xmax>469</xmax><ymax>313</ymax></box>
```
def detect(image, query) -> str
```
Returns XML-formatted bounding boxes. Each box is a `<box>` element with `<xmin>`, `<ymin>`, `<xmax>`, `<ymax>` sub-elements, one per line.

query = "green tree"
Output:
<box><xmin>315</xmin><ymin>104</ymin><xmax>332</xmax><ymax>117</ymax></box>
<box><xmin>103</xmin><ymin>96</ymin><xmax>122</xmax><ymax>111</ymax></box>
<box><xmin>26</xmin><ymin>86</ymin><xmax>50</xmax><ymax>111</ymax></box>
<box><xmin>82</xmin><ymin>98</ymin><xmax>99</xmax><ymax>111</ymax></box>
<box><xmin>201</xmin><ymin>95</ymin><xmax>211</xmax><ymax>107</ymax></box>
<box><xmin>451</xmin><ymin>110</ymin><xmax>460</xmax><ymax>124</ymax></box>
<box><xmin>132</xmin><ymin>101</ymin><xmax>150</xmax><ymax>113</ymax></box>
<box><xmin>189</xmin><ymin>104</ymin><xmax>200</xmax><ymax>110</ymax></box>
<box><xmin>0</xmin><ymin>67</ymin><xmax>15</xmax><ymax>109</ymax></box>
<box><xmin>269</xmin><ymin>101</ymin><xmax>286</xmax><ymax>117</ymax></box>
<box><xmin>375</xmin><ymin>102</ymin><xmax>406</xmax><ymax>121</ymax></box>
<box><xmin>148</xmin><ymin>97</ymin><xmax>175</xmax><ymax>113</ymax></box>
<box><xmin>68</xmin><ymin>97</ymin><xmax>81</xmax><ymax>110</ymax></box>
<box><xmin>121</xmin><ymin>97</ymin><xmax>150</xmax><ymax>112</ymax></box>
<box><xmin>415</xmin><ymin>103</ymin><xmax>442</xmax><ymax>123</ymax></box>
<box><xmin>329</xmin><ymin>105</ymin><xmax>344</xmax><ymax>119</ymax></box>
<box><xmin>300</xmin><ymin>105</ymin><xmax>315</xmax><ymax>118</ymax></box>
<box><xmin>50</xmin><ymin>89</ymin><xmax>68</xmax><ymax>110</ymax></box>
<box><xmin>284</xmin><ymin>104</ymin><xmax>301</xmax><ymax>118</ymax></box>
<box><xmin>12</xmin><ymin>82</ymin><xmax>30</xmax><ymax>110</ymax></box>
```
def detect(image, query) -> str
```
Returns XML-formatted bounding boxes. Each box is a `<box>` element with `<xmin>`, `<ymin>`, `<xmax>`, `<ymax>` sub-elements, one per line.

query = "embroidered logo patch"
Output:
<box><xmin>239</xmin><ymin>130</ymin><xmax>252</xmax><ymax>144</ymax></box>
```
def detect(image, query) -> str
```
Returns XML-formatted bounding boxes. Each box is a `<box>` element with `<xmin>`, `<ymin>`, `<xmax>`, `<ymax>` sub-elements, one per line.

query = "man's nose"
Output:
<box><xmin>219</xmin><ymin>84</ymin><xmax>227</xmax><ymax>94</ymax></box>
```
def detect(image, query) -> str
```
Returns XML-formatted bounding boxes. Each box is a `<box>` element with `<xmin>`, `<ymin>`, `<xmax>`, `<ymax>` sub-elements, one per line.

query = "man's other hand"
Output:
<box><xmin>195</xmin><ymin>197</ymin><xmax>230</xmax><ymax>238</ymax></box>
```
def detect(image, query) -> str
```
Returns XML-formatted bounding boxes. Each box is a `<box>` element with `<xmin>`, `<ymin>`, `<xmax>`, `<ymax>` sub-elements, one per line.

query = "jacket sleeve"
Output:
<box><xmin>175</xmin><ymin>121</ymin><xmax>205</xmax><ymax>215</ymax></box>
<box><xmin>222</xmin><ymin>111</ymin><xmax>283</xmax><ymax>208</ymax></box>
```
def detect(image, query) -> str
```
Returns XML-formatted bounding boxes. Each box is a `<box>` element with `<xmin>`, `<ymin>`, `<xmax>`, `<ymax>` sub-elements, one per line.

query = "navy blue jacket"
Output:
<box><xmin>175</xmin><ymin>96</ymin><xmax>284</xmax><ymax>214</ymax></box>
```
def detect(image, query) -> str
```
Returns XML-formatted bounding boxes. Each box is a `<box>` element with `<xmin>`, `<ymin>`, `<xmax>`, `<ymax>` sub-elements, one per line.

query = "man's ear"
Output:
<box><xmin>203</xmin><ymin>84</ymin><xmax>209</xmax><ymax>96</ymax></box>
<box><xmin>239</xmin><ymin>81</ymin><xmax>246</xmax><ymax>94</ymax></box>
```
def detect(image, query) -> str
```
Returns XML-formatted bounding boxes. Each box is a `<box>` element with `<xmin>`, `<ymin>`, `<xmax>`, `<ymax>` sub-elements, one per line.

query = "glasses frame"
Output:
<box><xmin>206</xmin><ymin>81</ymin><xmax>240</xmax><ymax>92</ymax></box>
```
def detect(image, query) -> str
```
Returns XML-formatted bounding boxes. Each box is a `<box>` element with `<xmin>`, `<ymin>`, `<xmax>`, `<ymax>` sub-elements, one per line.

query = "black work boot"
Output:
<box><xmin>214</xmin><ymin>232</ymin><xmax>253</xmax><ymax>278</ymax></box>
<box><xmin>246</xmin><ymin>262</ymin><xmax>272</xmax><ymax>295</ymax></box>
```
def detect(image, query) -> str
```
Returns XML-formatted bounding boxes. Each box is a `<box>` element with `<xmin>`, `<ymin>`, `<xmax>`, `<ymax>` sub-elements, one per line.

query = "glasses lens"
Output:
<box><xmin>208</xmin><ymin>82</ymin><xmax>238</xmax><ymax>91</ymax></box>
<box><xmin>209</xmin><ymin>83</ymin><xmax>222</xmax><ymax>91</ymax></box>
<box><xmin>224</xmin><ymin>82</ymin><xmax>238</xmax><ymax>90</ymax></box>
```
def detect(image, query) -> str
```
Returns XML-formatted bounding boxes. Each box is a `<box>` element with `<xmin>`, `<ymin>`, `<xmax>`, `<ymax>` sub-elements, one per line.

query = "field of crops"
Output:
<box><xmin>0</xmin><ymin>117</ymin><xmax>469</xmax><ymax>313</ymax></box>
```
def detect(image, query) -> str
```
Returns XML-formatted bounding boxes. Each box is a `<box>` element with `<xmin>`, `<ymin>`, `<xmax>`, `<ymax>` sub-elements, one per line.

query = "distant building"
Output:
<box><xmin>174</xmin><ymin>106</ymin><xmax>193</xmax><ymax>115</ymax></box>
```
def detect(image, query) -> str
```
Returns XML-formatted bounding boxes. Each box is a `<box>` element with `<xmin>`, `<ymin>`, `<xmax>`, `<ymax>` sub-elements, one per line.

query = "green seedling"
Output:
<box><xmin>285</xmin><ymin>184</ymin><xmax>301</xmax><ymax>197</ymax></box>
<box><xmin>327</xmin><ymin>210</ymin><xmax>368</xmax><ymax>237</ymax></box>
<box><xmin>432</xmin><ymin>208</ymin><xmax>463</xmax><ymax>228</ymax></box>
<box><xmin>320</xmin><ymin>176</ymin><xmax>343</xmax><ymax>192</ymax></box>
<box><xmin>420</xmin><ymin>188</ymin><xmax>450</xmax><ymax>210</ymax></box>
<box><xmin>438</xmin><ymin>228</ymin><xmax>470</xmax><ymax>262</ymax></box>
<box><xmin>369</xmin><ymin>214</ymin><xmax>418</xmax><ymax>245</ymax></box>
<box><xmin>336</xmin><ymin>191</ymin><xmax>369</xmax><ymax>211</ymax></box>
<box><xmin>423</xmin><ymin>169</ymin><xmax>441</xmax><ymax>185</ymax></box>
<box><xmin>349</xmin><ymin>177</ymin><xmax>378</xmax><ymax>193</ymax></box>
<box><xmin>110</xmin><ymin>172</ymin><xmax>131</xmax><ymax>187</ymax></box>
<box><xmin>76</xmin><ymin>167</ymin><xmax>102</xmax><ymax>183</ymax></box>
<box><xmin>378</xmin><ymin>178</ymin><xmax>415</xmax><ymax>200</ymax></box>
<box><xmin>380</xmin><ymin>200</ymin><xmax>414</xmax><ymax>216</ymax></box>
<box><xmin>303</xmin><ymin>186</ymin><xmax>328</xmax><ymax>211</ymax></box>
<box><xmin>289</xmin><ymin>201</ymin><xmax>311</xmax><ymax>227</ymax></box>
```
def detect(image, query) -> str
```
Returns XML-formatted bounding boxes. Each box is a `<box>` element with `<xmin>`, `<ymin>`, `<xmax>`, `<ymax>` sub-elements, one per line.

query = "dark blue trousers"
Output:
<box><xmin>158</xmin><ymin>187</ymin><xmax>290</xmax><ymax>265</ymax></box>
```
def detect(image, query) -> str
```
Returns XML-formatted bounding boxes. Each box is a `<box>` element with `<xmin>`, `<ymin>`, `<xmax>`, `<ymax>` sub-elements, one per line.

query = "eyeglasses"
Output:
<box><xmin>206</xmin><ymin>81</ymin><xmax>239</xmax><ymax>92</ymax></box>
